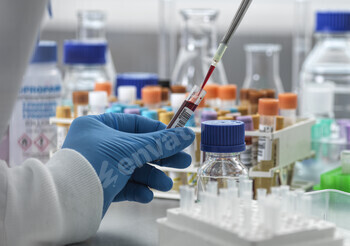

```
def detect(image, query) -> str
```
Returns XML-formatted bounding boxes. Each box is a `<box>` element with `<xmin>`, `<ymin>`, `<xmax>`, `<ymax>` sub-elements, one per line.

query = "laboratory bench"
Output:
<box><xmin>73</xmin><ymin>199</ymin><xmax>178</xmax><ymax>246</ymax></box>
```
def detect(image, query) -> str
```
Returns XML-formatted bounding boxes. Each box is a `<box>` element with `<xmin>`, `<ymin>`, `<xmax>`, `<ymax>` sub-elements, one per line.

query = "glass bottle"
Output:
<box><xmin>242</xmin><ymin>44</ymin><xmax>284</xmax><ymax>94</ymax></box>
<box><xmin>300</xmin><ymin>11</ymin><xmax>350</xmax><ymax>119</ymax></box>
<box><xmin>10</xmin><ymin>41</ymin><xmax>61</xmax><ymax>166</ymax></box>
<box><xmin>171</xmin><ymin>9</ymin><xmax>228</xmax><ymax>91</ymax></box>
<box><xmin>62</xmin><ymin>40</ymin><xmax>109</xmax><ymax>106</ymax></box>
<box><xmin>197</xmin><ymin>120</ymin><xmax>248</xmax><ymax>196</ymax></box>
<box><xmin>77</xmin><ymin>10</ymin><xmax>116</xmax><ymax>85</ymax></box>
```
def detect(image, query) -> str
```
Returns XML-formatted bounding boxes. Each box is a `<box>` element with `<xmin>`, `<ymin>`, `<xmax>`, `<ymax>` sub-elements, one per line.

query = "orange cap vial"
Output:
<box><xmin>258</xmin><ymin>98</ymin><xmax>279</xmax><ymax>116</ymax></box>
<box><xmin>278</xmin><ymin>93</ymin><xmax>298</xmax><ymax>109</ymax></box>
<box><xmin>94</xmin><ymin>82</ymin><xmax>112</xmax><ymax>96</ymax></box>
<box><xmin>204</xmin><ymin>84</ymin><xmax>219</xmax><ymax>99</ymax></box>
<box><xmin>218</xmin><ymin>85</ymin><xmax>237</xmax><ymax>100</ymax></box>
<box><xmin>142</xmin><ymin>86</ymin><xmax>162</xmax><ymax>104</ymax></box>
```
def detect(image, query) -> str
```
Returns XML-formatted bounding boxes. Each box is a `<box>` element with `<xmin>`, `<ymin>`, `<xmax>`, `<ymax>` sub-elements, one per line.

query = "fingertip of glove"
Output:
<box><xmin>137</xmin><ymin>188</ymin><xmax>154</xmax><ymax>203</ymax></box>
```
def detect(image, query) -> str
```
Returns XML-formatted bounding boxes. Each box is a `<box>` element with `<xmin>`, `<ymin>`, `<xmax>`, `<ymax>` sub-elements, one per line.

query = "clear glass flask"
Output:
<box><xmin>77</xmin><ymin>10</ymin><xmax>116</xmax><ymax>86</ymax></box>
<box><xmin>197</xmin><ymin>120</ymin><xmax>248</xmax><ymax>196</ymax></box>
<box><xmin>242</xmin><ymin>44</ymin><xmax>284</xmax><ymax>94</ymax></box>
<box><xmin>171</xmin><ymin>9</ymin><xmax>228</xmax><ymax>91</ymax></box>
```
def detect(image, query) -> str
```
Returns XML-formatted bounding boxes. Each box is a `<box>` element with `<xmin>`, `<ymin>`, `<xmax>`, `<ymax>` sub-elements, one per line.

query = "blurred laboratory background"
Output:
<box><xmin>40</xmin><ymin>0</ymin><xmax>347</xmax><ymax>92</ymax></box>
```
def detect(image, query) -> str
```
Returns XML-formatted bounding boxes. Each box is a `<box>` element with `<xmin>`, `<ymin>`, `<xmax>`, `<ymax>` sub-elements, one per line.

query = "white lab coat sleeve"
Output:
<box><xmin>0</xmin><ymin>149</ymin><xmax>103</xmax><ymax>246</ymax></box>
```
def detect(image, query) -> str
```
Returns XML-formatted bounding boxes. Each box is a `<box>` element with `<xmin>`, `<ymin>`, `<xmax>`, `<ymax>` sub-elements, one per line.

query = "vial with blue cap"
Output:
<box><xmin>197</xmin><ymin>120</ymin><xmax>248</xmax><ymax>196</ymax></box>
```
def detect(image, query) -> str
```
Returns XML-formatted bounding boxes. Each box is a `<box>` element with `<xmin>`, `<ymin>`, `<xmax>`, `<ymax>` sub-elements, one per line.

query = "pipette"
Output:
<box><xmin>167</xmin><ymin>0</ymin><xmax>253</xmax><ymax>129</ymax></box>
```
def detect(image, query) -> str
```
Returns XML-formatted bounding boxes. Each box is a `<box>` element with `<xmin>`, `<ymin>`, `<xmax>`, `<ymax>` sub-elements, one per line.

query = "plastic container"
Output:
<box><xmin>10</xmin><ymin>41</ymin><xmax>62</xmax><ymax>166</ymax></box>
<box><xmin>279</xmin><ymin>93</ymin><xmax>298</xmax><ymax>127</ymax></box>
<box><xmin>257</xmin><ymin>98</ymin><xmax>279</xmax><ymax>162</ymax></box>
<box><xmin>116</xmin><ymin>73</ymin><xmax>158</xmax><ymax>100</ymax></box>
<box><xmin>218</xmin><ymin>85</ymin><xmax>237</xmax><ymax>109</ymax></box>
<box><xmin>89</xmin><ymin>91</ymin><xmax>108</xmax><ymax>115</ymax></box>
<box><xmin>197</xmin><ymin>120</ymin><xmax>248</xmax><ymax>196</ymax></box>
<box><xmin>62</xmin><ymin>41</ymin><xmax>109</xmax><ymax>106</ymax></box>
<box><xmin>301</xmin><ymin>11</ymin><xmax>350</xmax><ymax>119</ymax></box>
<box><xmin>141</xmin><ymin>86</ymin><xmax>162</xmax><ymax>109</ymax></box>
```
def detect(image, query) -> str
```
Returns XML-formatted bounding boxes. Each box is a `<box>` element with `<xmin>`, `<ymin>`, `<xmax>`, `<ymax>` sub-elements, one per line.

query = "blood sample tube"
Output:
<box><xmin>257</xmin><ymin>99</ymin><xmax>279</xmax><ymax>162</ymax></box>
<box><xmin>167</xmin><ymin>85</ymin><xmax>206</xmax><ymax>129</ymax></box>
<box><xmin>204</xmin><ymin>84</ymin><xmax>220</xmax><ymax>108</ymax></box>
<box><xmin>278</xmin><ymin>93</ymin><xmax>298</xmax><ymax>127</ymax></box>
<box><xmin>141</xmin><ymin>86</ymin><xmax>162</xmax><ymax>109</ymax></box>
<box><xmin>218</xmin><ymin>85</ymin><xmax>237</xmax><ymax>109</ymax></box>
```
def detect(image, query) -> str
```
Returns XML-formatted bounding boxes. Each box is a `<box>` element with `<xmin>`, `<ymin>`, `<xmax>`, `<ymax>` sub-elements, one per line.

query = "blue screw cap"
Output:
<box><xmin>201</xmin><ymin>120</ymin><xmax>246</xmax><ymax>153</ymax></box>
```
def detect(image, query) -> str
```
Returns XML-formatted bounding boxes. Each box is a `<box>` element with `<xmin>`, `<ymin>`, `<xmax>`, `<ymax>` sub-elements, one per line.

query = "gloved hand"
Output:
<box><xmin>63</xmin><ymin>113</ymin><xmax>195</xmax><ymax>217</ymax></box>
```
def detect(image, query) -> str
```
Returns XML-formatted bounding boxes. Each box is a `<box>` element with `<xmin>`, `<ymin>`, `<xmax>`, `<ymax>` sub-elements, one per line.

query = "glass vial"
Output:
<box><xmin>257</xmin><ymin>99</ymin><xmax>279</xmax><ymax>162</ymax></box>
<box><xmin>278</xmin><ymin>93</ymin><xmax>298</xmax><ymax>127</ymax></box>
<box><xmin>197</xmin><ymin>120</ymin><xmax>248</xmax><ymax>196</ymax></box>
<box><xmin>242</xmin><ymin>44</ymin><xmax>284</xmax><ymax>94</ymax></box>
<box><xmin>171</xmin><ymin>9</ymin><xmax>228</xmax><ymax>91</ymax></box>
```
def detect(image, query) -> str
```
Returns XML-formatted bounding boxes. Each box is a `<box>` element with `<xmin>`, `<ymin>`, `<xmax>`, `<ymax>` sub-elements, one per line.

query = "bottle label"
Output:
<box><xmin>172</xmin><ymin>107</ymin><xmax>194</xmax><ymax>128</ymax></box>
<box><xmin>10</xmin><ymin>83</ymin><xmax>61</xmax><ymax>166</ymax></box>
<box><xmin>258</xmin><ymin>125</ymin><xmax>274</xmax><ymax>162</ymax></box>
<box><xmin>241</xmin><ymin>144</ymin><xmax>252</xmax><ymax>168</ymax></box>
<box><xmin>57</xmin><ymin>126</ymin><xmax>68</xmax><ymax>150</ymax></box>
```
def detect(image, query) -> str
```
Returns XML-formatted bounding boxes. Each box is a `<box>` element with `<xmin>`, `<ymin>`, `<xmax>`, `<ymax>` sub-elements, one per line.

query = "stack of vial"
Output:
<box><xmin>158</xmin><ymin>181</ymin><xmax>343</xmax><ymax>246</ymax></box>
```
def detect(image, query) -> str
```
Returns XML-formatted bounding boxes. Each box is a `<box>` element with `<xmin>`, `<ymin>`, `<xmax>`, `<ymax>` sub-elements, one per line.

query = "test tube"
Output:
<box><xmin>218</xmin><ymin>85</ymin><xmax>237</xmax><ymax>109</ymax></box>
<box><xmin>161</xmin><ymin>87</ymin><xmax>170</xmax><ymax>106</ymax></box>
<box><xmin>118</xmin><ymin>86</ymin><xmax>137</xmax><ymax>105</ymax></box>
<box><xmin>167</xmin><ymin>85</ymin><xmax>206</xmax><ymax>129</ymax></box>
<box><xmin>141</xmin><ymin>86</ymin><xmax>162</xmax><ymax>109</ymax></box>
<box><xmin>275</xmin><ymin>116</ymin><xmax>285</xmax><ymax>131</ymax></box>
<box><xmin>89</xmin><ymin>91</ymin><xmax>108</xmax><ymax>115</ymax></box>
<box><xmin>257</xmin><ymin>99</ymin><xmax>279</xmax><ymax>162</ymax></box>
<box><xmin>56</xmin><ymin>106</ymin><xmax>72</xmax><ymax>150</ymax></box>
<box><xmin>248</xmin><ymin>90</ymin><xmax>263</xmax><ymax>115</ymax></box>
<box><xmin>240</xmin><ymin>88</ymin><xmax>250</xmax><ymax>107</ymax></box>
<box><xmin>72</xmin><ymin>91</ymin><xmax>89</xmax><ymax>118</ymax></box>
<box><xmin>278</xmin><ymin>93</ymin><xmax>298</xmax><ymax>127</ymax></box>
<box><xmin>204</xmin><ymin>84</ymin><xmax>220</xmax><ymax>108</ymax></box>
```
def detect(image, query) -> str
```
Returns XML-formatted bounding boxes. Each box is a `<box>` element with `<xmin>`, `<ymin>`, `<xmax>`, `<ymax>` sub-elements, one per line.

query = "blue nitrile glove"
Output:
<box><xmin>63</xmin><ymin>113</ymin><xmax>195</xmax><ymax>216</ymax></box>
